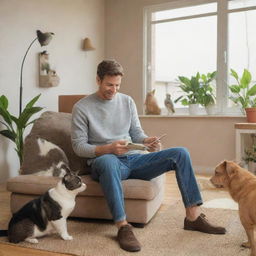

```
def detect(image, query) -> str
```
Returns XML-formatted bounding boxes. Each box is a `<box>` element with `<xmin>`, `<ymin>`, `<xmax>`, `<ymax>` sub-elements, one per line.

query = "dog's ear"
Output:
<box><xmin>216</xmin><ymin>160</ymin><xmax>227</xmax><ymax>172</ymax></box>
<box><xmin>225</xmin><ymin>160</ymin><xmax>238</xmax><ymax>177</ymax></box>
<box><xmin>221</xmin><ymin>160</ymin><xmax>227</xmax><ymax>169</ymax></box>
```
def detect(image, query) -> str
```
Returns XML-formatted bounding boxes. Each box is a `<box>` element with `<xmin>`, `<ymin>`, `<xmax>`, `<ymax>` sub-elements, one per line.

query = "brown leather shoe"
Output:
<box><xmin>117</xmin><ymin>224</ymin><xmax>141</xmax><ymax>252</ymax></box>
<box><xmin>184</xmin><ymin>213</ymin><xmax>226</xmax><ymax>234</ymax></box>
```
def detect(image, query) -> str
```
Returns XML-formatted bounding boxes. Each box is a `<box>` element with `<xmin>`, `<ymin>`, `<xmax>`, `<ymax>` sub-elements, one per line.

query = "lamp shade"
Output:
<box><xmin>83</xmin><ymin>38</ymin><xmax>95</xmax><ymax>51</ymax></box>
<box><xmin>36</xmin><ymin>30</ymin><xmax>54</xmax><ymax>46</ymax></box>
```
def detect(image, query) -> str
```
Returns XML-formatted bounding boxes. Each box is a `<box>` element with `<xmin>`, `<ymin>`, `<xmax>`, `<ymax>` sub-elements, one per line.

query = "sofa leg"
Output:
<box><xmin>130</xmin><ymin>223</ymin><xmax>145</xmax><ymax>228</ymax></box>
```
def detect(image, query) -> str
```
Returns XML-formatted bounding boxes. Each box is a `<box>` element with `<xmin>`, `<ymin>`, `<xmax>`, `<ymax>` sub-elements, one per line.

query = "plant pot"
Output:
<box><xmin>205</xmin><ymin>104</ymin><xmax>216</xmax><ymax>115</ymax></box>
<box><xmin>188</xmin><ymin>104</ymin><xmax>200</xmax><ymax>115</ymax></box>
<box><xmin>245</xmin><ymin>107</ymin><xmax>256</xmax><ymax>123</ymax></box>
<box><xmin>248</xmin><ymin>161</ymin><xmax>256</xmax><ymax>174</ymax></box>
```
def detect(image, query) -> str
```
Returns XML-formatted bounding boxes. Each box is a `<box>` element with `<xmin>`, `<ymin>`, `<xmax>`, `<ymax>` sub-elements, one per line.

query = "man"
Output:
<box><xmin>71</xmin><ymin>60</ymin><xmax>226</xmax><ymax>252</ymax></box>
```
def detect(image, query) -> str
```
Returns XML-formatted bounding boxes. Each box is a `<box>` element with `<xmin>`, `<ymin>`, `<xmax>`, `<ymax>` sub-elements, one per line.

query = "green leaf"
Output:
<box><xmin>201</xmin><ymin>74</ymin><xmax>207</xmax><ymax>83</ymax></box>
<box><xmin>181</xmin><ymin>98</ymin><xmax>189</xmax><ymax>106</ymax></box>
<box><xmin>0</xmin><ymin>129</ymin><xmax>16</xmax><ymax>142</ymax></box>
<box><xmin>210</xmin><ymin>71</ymin><xmax>217</xmax><ymax>79</ymax></box>
<box><xmin>238</xmin><ymin>96</ymin><xmax>247</xmax><ymax>108</ymax></box>
<box><xmin>248</xmin><ymin>84</ymin><xmax>256</xmax><ymax>96</ymax></box>
<box><xmin>178</xmin><ymin>76</ymin><xmax>191</xmax><ymax>87</ymax></box>
<box><xmin>0</xmin><ymin>95</ymin><xmax>8</xmax><ymax>109</ymax></box>
<box><xmin>25</xmin><ymin>94</ymin><xmax>41</xmax><ymax>109</ymax></box>
<box><xmin>229</xmin><ymin>85</ymin><xmax>241</xmax><ymax>93</ymax></box>
<box><xmin>174</xmin><ymin>95</ymin><xmax>183</xmax><ymax>103</ymax></box>
<box><xmin>0</xmin><ymin>106</ymin><xmax>12</xmax><ymax>125</ymax></box>
<box><xmin>18</xmin><ymin>107</ymin><xmax>43</xmax><ymax>128</ymax></box>
<box><xmin>240</xmin><ymin>69</ymin><xmax>251</xmax><ymax>89</ymax></box>
<box><xmin>10</xmin><ymin>115</ymin><xmax>19</xmax><ymax>126</ymax></box>
<box><xmin>230</xmin><ymin>69</ymin><xmax>239</xmax><ymax>81</ymax></box>
<box><xmin>179</xmin><ymin>84</ymin><xmax>190</xmax><ymax>93</ymax></box>
<box><xmin>190</xmin><ymin>77</ymin><xmax>200</xmax><ymax>91</ymax></box>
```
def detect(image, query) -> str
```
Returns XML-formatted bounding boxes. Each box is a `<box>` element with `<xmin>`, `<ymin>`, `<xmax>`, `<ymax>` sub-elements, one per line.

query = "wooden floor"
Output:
<box><xmin>0</xmin><ymin>173</ymin><xmax>184</xmax><ymax>256</ymax></box>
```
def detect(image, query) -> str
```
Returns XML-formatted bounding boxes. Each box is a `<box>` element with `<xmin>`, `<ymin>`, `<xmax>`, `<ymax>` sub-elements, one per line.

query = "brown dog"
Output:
<box><xmin>210</xmin><ymin>160</ymin><xmax>256</xmax><ymax>256</ymax></box>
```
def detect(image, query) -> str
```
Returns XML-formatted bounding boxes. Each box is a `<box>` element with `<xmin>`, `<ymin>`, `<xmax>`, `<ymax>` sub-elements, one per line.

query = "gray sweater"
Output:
<box><xmin>71</xmin><ymin>92</ymin><xmax>148</xmax><ymax>160</ymax></box>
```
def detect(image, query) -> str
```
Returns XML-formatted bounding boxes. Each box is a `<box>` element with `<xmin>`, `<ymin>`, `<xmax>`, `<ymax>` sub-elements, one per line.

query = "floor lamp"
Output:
<box><xmin>19</xmin><ymin>30</ymin><xmax>54</xmax><ymax>115</ymax></box>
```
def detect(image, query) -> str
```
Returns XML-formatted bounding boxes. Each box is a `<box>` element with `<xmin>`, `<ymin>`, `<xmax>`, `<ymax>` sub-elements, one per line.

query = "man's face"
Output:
<box><xmin>97</xmin><ymin>75</ymin><xmax>122</xmax><ymax>100</ymax></box>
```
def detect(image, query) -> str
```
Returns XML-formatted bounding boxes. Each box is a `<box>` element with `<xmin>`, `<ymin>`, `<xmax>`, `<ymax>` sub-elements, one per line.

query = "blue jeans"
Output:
<box><xmin>90</xmin><ymin>147</ymin><xmax>202</xmax><ymax>222</ymax></box>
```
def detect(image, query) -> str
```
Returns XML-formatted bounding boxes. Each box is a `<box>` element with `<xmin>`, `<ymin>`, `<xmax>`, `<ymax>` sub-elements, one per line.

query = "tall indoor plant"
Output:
<box><xmin>229</xmin><ymin>69</ymin><xmax>256</xmax><ymax>122</ymax></box>
<box><xmin>0</xmin><ymin>94</ymin><xmax>43</xmax><ymax>165</ymax></box>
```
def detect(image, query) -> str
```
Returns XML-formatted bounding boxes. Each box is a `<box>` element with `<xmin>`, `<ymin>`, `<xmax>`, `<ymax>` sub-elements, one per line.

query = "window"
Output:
<box><xmin>144</xmin><ymin>0</ymin><xmax>256</xmax><ymax>115</ymax></box>
<box><xmin>228</xmin><ymin>2</ymin><xmax>256</xmax><ymax>108</ymax></box>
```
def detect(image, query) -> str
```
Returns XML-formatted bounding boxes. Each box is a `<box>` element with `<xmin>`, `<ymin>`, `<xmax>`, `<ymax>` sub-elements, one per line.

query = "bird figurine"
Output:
<box><xmin>164</xmin><ymin>93</ymin><xmax>175</xmax><ymax>115</ymax></box>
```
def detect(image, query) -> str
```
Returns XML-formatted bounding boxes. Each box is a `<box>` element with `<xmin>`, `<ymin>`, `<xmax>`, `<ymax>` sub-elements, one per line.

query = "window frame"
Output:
<box><xmin>143</xmin><ymin>0</ymin><xmax>256</xmax><ymax>115</ymax></box>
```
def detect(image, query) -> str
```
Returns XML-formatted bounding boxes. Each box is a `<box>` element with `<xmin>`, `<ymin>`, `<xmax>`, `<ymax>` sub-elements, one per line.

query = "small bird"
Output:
<box><xmin>165</xmin><ymin>93</ymin><xmax>175</xmax><ymax>115</ymax></box>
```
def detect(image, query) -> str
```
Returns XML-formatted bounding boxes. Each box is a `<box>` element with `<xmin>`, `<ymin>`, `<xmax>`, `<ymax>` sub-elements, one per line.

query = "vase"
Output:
<box><xmin>188</xmin><ymin>104</ymin><xmax>200</xmax><ymax>115</ymax></box>
<box><xmin>205</xmin><ymin>104</ymin><xmax>216</xmax><ymax>115</ymax></box>
<box><xmin>245</xmin><ymin>108</ymin><xmax>256</xmax><ymax>123</ymax></box>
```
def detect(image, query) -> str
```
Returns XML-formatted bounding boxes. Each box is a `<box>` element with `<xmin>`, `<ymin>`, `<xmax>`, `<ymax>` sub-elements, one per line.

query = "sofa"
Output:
<box><xmin>6</xmin><ymin>95</ymin><xmax>165</xmax><ymax>224</ymax></box>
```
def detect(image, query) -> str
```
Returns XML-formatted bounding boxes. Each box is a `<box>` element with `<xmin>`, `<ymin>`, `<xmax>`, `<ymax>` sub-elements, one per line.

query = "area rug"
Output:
<box><xmin>203</xmin><ymin>198</ymin><xmax>238</xmax><ymax>210</ymax></box>
<box><xmin>0</xmin><ymin>191</ymin><xmax>249</xmax><ymax>256</ymax></box>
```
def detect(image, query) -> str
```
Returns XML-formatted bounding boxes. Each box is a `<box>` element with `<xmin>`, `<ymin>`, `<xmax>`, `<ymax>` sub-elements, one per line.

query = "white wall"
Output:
<box><xmin>0</xmin><ymin>0</ymin><xmax>105</xmax><ymax>182</ymax></box>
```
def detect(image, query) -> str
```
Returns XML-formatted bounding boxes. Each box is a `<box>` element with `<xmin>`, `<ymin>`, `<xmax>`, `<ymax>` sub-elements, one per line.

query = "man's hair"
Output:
<box><xmin>97</xmin><ymin>60</ymin><xmax>124</xmax><ymax>80</ymax></box>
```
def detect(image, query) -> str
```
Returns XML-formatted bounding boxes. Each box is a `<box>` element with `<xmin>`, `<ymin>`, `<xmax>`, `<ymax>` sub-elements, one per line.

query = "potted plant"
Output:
<box><xmin>175</xmin><ymin>72</ymin><xmax>202</xmax><ymax>115</ymax></box>
<box><xmin>199</xmin><ymin>71</ymin><xmax>217</xmax><ymax>115</ymax></box>
<box><xmin>229</xmin><ymin>69</ymin><xmax>256</xmax><ymax>122</ymax></box>
<box><xmin>175</xmin><ymin>71</ymin><xmax>216</xmax><ymax>115</ymax></box>
<box><xmin>0</xmin><ymin>94</ymin><xmax>43</xmax><ymax>165</ymax></box>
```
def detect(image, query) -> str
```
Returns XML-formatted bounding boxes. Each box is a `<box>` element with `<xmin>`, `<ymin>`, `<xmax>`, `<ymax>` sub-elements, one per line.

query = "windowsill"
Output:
<box><xmin>139</xmin><ymin>114</ymin><xmax>246</xmax><ymax>118</ymax></box>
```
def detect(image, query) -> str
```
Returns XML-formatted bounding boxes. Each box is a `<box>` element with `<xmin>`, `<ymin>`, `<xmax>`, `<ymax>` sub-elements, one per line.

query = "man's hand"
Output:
<box><xmin>95</xmin><ymin>140</ymin><xmax>129</xmax><ymax>156</ymax></box>
<box><xmin>143</xmin><ymin>137</ymin><xmax>161</xmax><ymax>152</ymax></box>
<box><xmin>109</xmin><ymin>140</ymin><xmax>129</xmax><ymax>155</ymax></box>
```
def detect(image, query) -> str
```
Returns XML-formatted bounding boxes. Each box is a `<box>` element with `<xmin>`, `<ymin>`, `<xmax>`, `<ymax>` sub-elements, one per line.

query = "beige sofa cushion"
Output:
<box><xmin>7</xmin><ymin>174</ymin><xmax>164</xmax><ymax>200</ymax></box>
<box><xmin>20</xmin><ymin>111</ymin><xmax>90</xmax><ymax>175</ymax></box>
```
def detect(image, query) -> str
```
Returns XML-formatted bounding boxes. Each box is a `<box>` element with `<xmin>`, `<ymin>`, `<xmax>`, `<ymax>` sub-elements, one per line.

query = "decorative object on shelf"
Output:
<box><xmin>229</xmin><ymin>69</ymin><xmax>256</xmax><ymax>122</ymax></box>
<box><xmin>19</xmin><ymin>30</ymin><xmax>54</xmax><ymax>115</ymax></box>
<box><xmin>144</xmin><ymin>89</ymin><xmax>161</xmax><ymax>115</ymax></box>
<box><xmin>39</xmin><ymin>51</ymin><xmax>60</xmax><ymax>87</ymax></box>
<box><xmin>164</xmin><ymin>93</ymin><xmax>175</xmax><ymax>115</ymax></box>
<box><xmin>0</xmin><ymin>94</ymin><xmax>43</xmax><ymax>165</ymax></box>
<box><xmin>83</xmin><ymin>37</ymin><xmax>95</xmax><ymax>51</ymax></box>
<box><xmin>175</xmin><ymin>71</ymin><xmax>216</xmax><ymax>115</ymax></box>
<box><xmin>188</xmin><ymin>103</ymin><xmax>200</xmax><ymax>115</ymax></box>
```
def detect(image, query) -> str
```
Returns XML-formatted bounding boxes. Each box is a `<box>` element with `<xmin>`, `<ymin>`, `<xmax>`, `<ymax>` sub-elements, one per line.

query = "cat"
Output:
<box><xmin>5</xmin><ymin>171</ymin><xmax>86</xmax><ymax>243</ymax></box>
<box><xmin>21</xmin><ymin>136</ymin><xmax>73</xmax><ymax>177</ymax></box>
<box><xmin>145</xmin><ymin>89</ymin><xmax>161</xmax><ymax>115</ymax></box>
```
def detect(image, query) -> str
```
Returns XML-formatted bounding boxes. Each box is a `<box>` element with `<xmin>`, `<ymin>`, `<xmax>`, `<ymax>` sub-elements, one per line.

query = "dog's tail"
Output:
<box><xmin>0</xmin><ymin>230</ymin><xmax>8</xmax><ymax>236</ymax></box>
